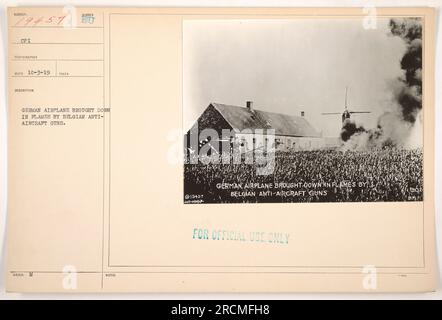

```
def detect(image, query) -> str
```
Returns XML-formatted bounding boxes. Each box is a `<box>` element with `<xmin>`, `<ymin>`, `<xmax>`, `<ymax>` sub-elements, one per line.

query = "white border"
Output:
<box><xmin>0</xmin><ymin>0</ymin><xmax>440</xmax><ymax>300</ymax></box>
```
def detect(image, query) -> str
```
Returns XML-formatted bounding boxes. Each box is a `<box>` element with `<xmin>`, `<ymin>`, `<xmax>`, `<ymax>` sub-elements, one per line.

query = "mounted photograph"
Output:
<box><xmin>183</xmin><ymin>18</ymin><xmax>424</xmax><ymax>204</ymax></box>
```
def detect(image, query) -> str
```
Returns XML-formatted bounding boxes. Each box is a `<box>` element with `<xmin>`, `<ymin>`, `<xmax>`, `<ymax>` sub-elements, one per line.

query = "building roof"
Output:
<box><xmin>211</xmin><ymin>103</ymin><xmax>321</xmax><ymax>138</ymax></box>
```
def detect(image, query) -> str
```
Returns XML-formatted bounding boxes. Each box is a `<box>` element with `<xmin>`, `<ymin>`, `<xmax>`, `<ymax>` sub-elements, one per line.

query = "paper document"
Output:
<box><xmin>6</xmin><ymin>7</ymin><xmax>437</xmax><ymax>292</ymax></box>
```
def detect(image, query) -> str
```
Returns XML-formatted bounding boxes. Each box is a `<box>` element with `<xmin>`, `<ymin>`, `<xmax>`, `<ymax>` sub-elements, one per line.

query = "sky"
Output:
<box><xmin>183</xmin><ymin>19</ymin><xmax>407</xmax><ymax>137</ymax></box>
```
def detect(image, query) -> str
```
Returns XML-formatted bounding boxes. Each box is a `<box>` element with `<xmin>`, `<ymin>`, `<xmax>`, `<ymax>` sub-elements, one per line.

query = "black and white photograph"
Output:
<box><xmin>183</xmin><ymin>18</ymin><xmax>424</xmax><ymax>204</ymax></box>
<box><xmin>2</xmin><ymin>3</ymin><xmax>440</xmax><ymax>299</ymax></box>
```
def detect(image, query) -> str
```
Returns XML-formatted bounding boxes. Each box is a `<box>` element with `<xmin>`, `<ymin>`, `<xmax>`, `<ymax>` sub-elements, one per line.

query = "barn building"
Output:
<box><xmin>185</xmin><ymin>101</ymin><xmax>327</xmax><ymax>155</ymax></box>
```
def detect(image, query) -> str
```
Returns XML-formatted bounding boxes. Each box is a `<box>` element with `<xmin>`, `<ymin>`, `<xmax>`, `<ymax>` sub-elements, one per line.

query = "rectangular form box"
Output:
<box><xmin>9</xmin><ymin>27</ymin><xmax>103</xmax><ymax>45</ymax></box>
<box><xmin>5</xmin><ymin>7</ymin><xmax>437</xmax><ymax>293</ymax></box>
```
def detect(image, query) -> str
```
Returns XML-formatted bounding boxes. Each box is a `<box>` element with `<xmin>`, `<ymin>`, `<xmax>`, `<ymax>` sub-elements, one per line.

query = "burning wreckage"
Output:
<box><xmin>339</xmin><ymin>18</ymin><xmax>423</xmax><ymax>151</ymax></box>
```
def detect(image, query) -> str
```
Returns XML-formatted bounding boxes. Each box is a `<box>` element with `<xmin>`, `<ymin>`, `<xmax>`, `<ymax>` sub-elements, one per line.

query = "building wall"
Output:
<box><xmin>235</xmin><ymin>133</ymin><xmax>326</xmax><ymax>152</ymax></box>
<box><xmin>275</xmin><ymin>135</ymin><xmax>326</xmax><ymax>151</ymax></box>
<box><xmin>192</xmin><ymin>104</ymin><xmax>232</xmax><ymax>136</ymax></box>
<box><xmin>185</xmin><ymin>104</ymin><xmax>233</xmax><ymax>152</ymax></box>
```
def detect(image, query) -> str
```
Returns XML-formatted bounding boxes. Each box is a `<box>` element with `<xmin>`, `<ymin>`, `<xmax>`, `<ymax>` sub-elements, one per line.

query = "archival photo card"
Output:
<box><xmin>5</xmin><ymin>6</ymin><xmax>436</xmax><ymax>293</ymax></box>
<box><xmin>183</xmin><ymin>18</ymin><xmax>424</xmax><ymax>204</ymax></box>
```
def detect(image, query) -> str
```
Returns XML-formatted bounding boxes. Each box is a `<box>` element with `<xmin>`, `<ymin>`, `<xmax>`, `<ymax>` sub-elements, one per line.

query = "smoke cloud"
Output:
<box><xmin>341</xmin><ymin>18</ymin><xmax>423</xmax><ymax>150</ymax></box>
<box><xmin>391</xmin><ymin>17</ymin><xmax>422</xmax><ymax>123</ymax></box>
<box><xmin>340</xmin><ymin>119</ymin><xmax>365</xmax><ymax>142</ymax></box>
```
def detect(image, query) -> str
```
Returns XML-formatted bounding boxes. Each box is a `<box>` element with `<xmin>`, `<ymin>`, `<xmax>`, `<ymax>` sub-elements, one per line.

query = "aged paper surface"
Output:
<box><xmin>6</xmin><ymin>7</ymin><xmax>436</xmax><ymax>292</ymax></box>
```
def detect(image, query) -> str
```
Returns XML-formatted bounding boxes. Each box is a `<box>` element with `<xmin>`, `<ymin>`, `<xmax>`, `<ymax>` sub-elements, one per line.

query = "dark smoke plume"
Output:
<box><xmin>340</xmin><ymin>119</ymin><xmax>365</xmax><ymax>142</ymax></box>
<box><xmin>389</xmin><ymin>18</ymin><xmax>422</xmax><ymax>123</ymax></box>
